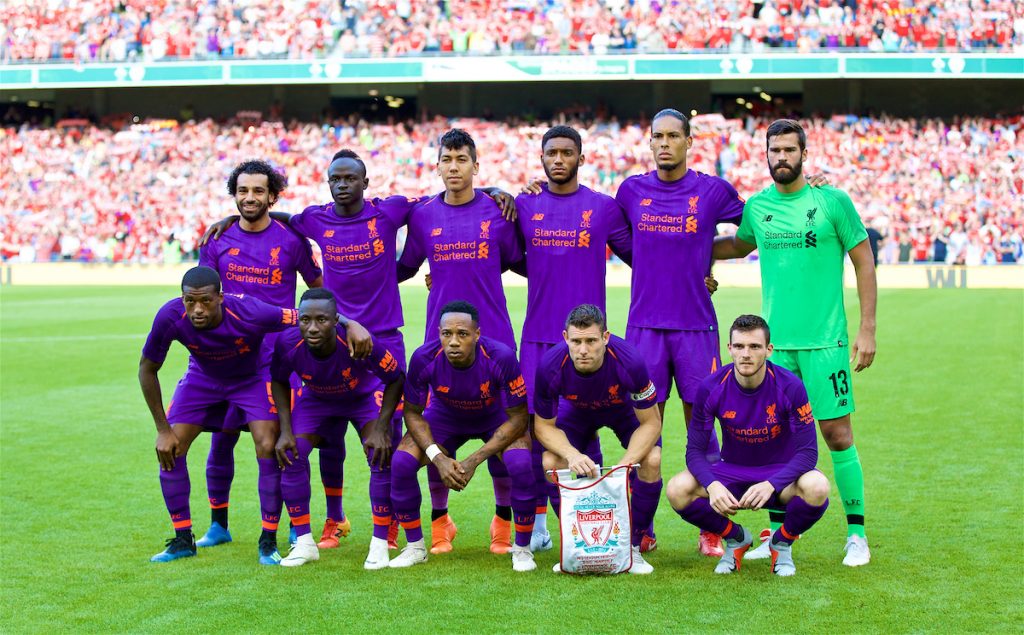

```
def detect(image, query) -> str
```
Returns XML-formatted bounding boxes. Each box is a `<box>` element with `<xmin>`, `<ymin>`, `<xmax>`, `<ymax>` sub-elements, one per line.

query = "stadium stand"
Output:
<box><xmin>2</xmin><ymin>0</ymin><xmax>1022</xmax><ymax>62</ymax></box>
<box><xmin>2</xmin><ymin>114</ymin><xmax>1021</xmax><ymax>265</ymax></box>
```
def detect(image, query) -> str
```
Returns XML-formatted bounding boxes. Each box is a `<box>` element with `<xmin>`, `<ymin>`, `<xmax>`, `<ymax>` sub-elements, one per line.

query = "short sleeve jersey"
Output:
<box><xmin>199</xmin><ymin>219</ymin><xmax>321</xmax><ymax>309</ymax></box>
<box><xmin>399</xmin><ymin>192</ymin><xmax>523</xmax><ymax>349</ymax></box>
<box><xmin>616</xmin><ymin>170</ymin><xmax>745</xmax><ymax>331</ymax></box>
<box><xmin>515</xmin><ymin>186</ymin><xmax>632</xmax><ymax>344</ymax></box>
<box><xmin>736</xmin><ymin>184</ymin><xmax>868</xmax><ymax>349</ymax></box>
<box><xmin>142</xmin><ymin>294</ymin><xmax>298</xmax><ymax>379</ymax></box>
<box><xmin>270</xmin><ymin>328</ymin><xmax>402</xmax><ymax>402</ymax></box>
<box><xmin>533</xmin><ymin>334</ymin><xmax>658</xmax><ymax>419</ymax></box>
<box><xmin>290</xmin><ymin>196</ymin><xmax>417</xmax><ymax>331</ymax></box>
<box><xmin>405</xmin><ymin>336</ymin><xmax>527</xmax><ymax>419</ymax></box>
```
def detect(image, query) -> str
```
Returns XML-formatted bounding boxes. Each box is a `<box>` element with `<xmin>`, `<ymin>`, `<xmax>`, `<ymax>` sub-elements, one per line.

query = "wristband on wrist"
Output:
<box><xmin>425</xmin><ymin>444</ymin><xmax>442</xmax><ymax>462</ymax></box>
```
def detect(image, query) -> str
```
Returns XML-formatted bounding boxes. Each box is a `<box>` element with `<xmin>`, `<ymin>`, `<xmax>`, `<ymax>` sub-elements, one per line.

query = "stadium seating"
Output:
<box><xmin>1</xmin><ymin>0</ymin><xmax>1022</xmax><ymax>62</ymax></box>
<box><xmin>2</xmin><ymin>114</ymin><xmax>1021</xmax><ymax>265</ymax></box>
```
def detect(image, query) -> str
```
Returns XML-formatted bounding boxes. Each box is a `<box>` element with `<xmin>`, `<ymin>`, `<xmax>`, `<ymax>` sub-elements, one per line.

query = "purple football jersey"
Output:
<box><xmin>533</xmin><ymin>334</ymin><xmax>657</xmax><ymax>420</ymax></box>
<box><xmin>399</xmin><ymin>192</ymin><xmax>523</xmax><ymax>349</ymax></box>
<box><xmin>142</xmin><ymin>294</ymin><xmax>298</xmax><ymax>379</ymax></box>
<box><xmin>405</xmin><ymin>336</ymin><xmax>527</xmax><ymax>419</ymax></box>
<box><xmin>290</xmin><ymin>196</ymin><xmax>417</xmax><ymax>331</ymax></box>
<box><xmin>616</xmin><ymin>170</ymin><xmax>744</xmax><ymax>331</ymax></box>
<box><xmin>687</xmin><ymin>361</ymin><xmax>818</xmax><ymax>492</ymax></box>
<box><xmin>199</xmin><ymin>218</ymin><xmax>321</xmax><ymax>309</ymax></box>
<box><xmin>515</xmin><ymin>185</ymin><xmax>632</xmax><ymax>344</ymax></box>
<box><xmin>270</xmin><ymin>327</ymin><xmax>402</xmax><ymax>402</ymax></box>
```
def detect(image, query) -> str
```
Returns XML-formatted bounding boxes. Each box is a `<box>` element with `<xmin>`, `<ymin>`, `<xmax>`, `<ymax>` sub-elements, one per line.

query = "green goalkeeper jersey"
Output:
<box><xmin>736</xmin><ymin>184</ymin><xmax>868</xmax><ymax>350</ymax></box>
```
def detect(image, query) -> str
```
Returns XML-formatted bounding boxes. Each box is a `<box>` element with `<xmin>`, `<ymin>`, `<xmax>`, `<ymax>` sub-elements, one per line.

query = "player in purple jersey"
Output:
<box><xmin>513</xmin><ymin>125</ymin><xmax>633</xmax><ymax>553</ymax></box>
<box><xmin>397</xmin><ymin>129</ymin><xmax>526</xmax><ymax>556</ymax></box>
<box><xmin>666</xmin><ymin>315</ymin><xmax>830</xmax><ymax>576</ymax></box>
<box><xmin>203</xmin><ymin>148</ymin><xmax>515</xmax><ymax>550</ymax></box>
<box><xmin>614</xmin><ymin>108</ymin><xmax>750</xmax><ymax>558</ymax></box>
<box><xmin>388</xmin><ymin>301</ymin><xmax>538</xmax><ymax>572</ymax></box>
<box><xmin>269</xmin><ymin>289</ymin><xmax>405</xmax><ymax>569</ymax></box>
<box><xmin>140</xmin><ymin>266</ymin><xmax>299</xmax><ymax>564</ymax></box>
<box><xmin>195</xmin><ymin>160</ymin><xmax>324</xmax><ymax>551</ymax></box>
<box><xmin>532</xmin><ymin>305</ymin><xmax>663</xmax><ymax>575</ymax></box>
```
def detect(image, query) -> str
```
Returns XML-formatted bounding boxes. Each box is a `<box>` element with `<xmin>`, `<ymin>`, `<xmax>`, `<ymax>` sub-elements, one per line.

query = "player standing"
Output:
<box><xmin>270</xmin><ymin>289</ymin><xmax>405</xmax><ymax>569</ymax></box>
<box><xmin>714</xmin><ymin>119</ymin><xmax>876</xmax><ymax>566</ymax></box>
<box><xmin>532</xmin><ymin>305</ymin><xmax>662</xmax><ymax>574</ymax></box>
<box><xmin>139</xmin><ymin>267</ymin><xmax>298</xmax><ymax>563</ymax></box>
<box><xmin>666</xmin><ymin>315</ymin><xmax>831</xmax><ymax>576</ymax></box>
<box><xmin>513</xmin><ymin>125</ymin><xmax>632</xmax><ymax>551</ymax></box>
<box><xmin>615</xmin><ymin>109</ymin><xmax>747</xmax><ymax>557</ymax></box>
<box><xmin>195</xmin><ymin>160</ymin><xmax>323</xmax><ymax>550</ymax></box>
<box><xmin>388</xmin><ymin>302</ymin><xmax>537</xmax><ymax>572</ymax></box>
<box><xmin>397</xmin><ymin>129</ymin><xmax>526</xmax><ymax>555</ymax></box>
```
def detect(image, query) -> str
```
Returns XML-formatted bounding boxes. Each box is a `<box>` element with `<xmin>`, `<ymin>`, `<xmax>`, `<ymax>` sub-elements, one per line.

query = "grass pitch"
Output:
<box><xmin>1</xmin><ymin>285</ymin><xmax>1021</xmax><ymax>633</ymax></box>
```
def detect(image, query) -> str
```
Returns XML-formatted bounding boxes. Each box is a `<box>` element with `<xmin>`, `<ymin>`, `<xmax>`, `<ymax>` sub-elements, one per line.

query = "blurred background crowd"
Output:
<box><xmin>3</xmin><ymin>112</ymin><xmax>1021</xmax><ymax>265</ymax></box>
<box><xmin>3</xmin><ymin>0</ymin><xmax>1023</xmax><ymax>62</ymax></box>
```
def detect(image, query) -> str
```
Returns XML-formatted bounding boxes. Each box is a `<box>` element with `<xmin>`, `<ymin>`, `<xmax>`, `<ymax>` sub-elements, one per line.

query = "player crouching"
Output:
<box><xmin>666</xmin><ymin>315</ymin><xmax>830</xmax><ymax>576</ymax></box>
<box><xmin>270</xmin><ymin>289</ymin><xmax>405</xmax><ymax>569</ymax></box>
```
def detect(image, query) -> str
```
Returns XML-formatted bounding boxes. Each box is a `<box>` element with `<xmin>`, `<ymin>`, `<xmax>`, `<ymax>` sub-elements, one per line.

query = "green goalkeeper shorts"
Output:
<box><xmin>771</xmin><ymin>346</ymin><xmax>856</xmax><ymax>421</ymax></box>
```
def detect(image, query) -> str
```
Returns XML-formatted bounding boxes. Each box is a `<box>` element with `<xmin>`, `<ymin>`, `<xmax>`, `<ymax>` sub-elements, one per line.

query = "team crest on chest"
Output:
<box><xmin>269</xmin><ymin>247</ymin><xmax>281</xmax><ymax>266</ymax></box>
<box><xmin>766</xmin><ymin>403</ymin><xmax>778</xmax><ymax>424</ymax></box>
<box><xmin>479</xmin><ymin>221</ymin><xmax>491</xmax><ymax>239</ymax></box>
<box><xmin>367</xmin><ymin>218</ymin><xmax>379</xmax><ymax>238</ymax></box>
<box><xmin>580</xmin><ymin>209</ymin><xmax>592</xmax><ymax>228</ymax></box>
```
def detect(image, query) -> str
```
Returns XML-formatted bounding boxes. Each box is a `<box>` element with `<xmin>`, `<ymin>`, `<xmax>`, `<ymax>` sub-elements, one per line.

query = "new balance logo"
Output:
<box><xmin>805</xmin><ymin>231</ymin><xmax>817</xmax><ymax>248</ymax></box>
<box><xmin>764</xmin><ymin>215</ymin><xmax>773</xmax><ymax>222</ymax></box>
<box><xmin>323</xmin><ymin>230</ymin><xmax>335</xmax><ymax>238</ymax></box>
<box><xmin>431</xmin><ymin>227</ymin><xmax>442</xmax><ymax>237</ymax></box>
<box><xmin>722</xmin><ymin>411</ymin><xmax>737</xmax><ymax>419</ymax></box>
<box><xmin>228</xmin><ymin>248</ymin><xmax>240</xmax><ymax>256</ymax></box>
<box><xmin>531</xmin><ymin>213</ymin><xmax>544</xmax><ymax>221</ymax></box>
<box><xmin>639</xmin><ymin>198</ymin><xmax>652</xmax><ymax>206</ymax></box>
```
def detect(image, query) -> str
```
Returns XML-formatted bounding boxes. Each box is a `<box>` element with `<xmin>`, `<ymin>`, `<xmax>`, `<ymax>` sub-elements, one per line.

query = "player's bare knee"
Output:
<box><xmin>666</xmin><ymin>471</ymin><xmax>699</xmax><ymax>508</ymax></box>
<box><xmin>799</xmin><ymin>471</ymin><xmax>830</xmax><ymax>506</ymax></box>
<box><xmin>820</xmin><ymin>416</ymin><xmax>854</xmax><ymax>450</ymax></box>
<box><xmin>542</xmin><ymin>450</ymin><xmax>563</xmax><ymax>473</ymax></box>
<box><xmin>638</xmin><ymin>446</ymin><xmax>661</xmax><ymax>481</ymax></box>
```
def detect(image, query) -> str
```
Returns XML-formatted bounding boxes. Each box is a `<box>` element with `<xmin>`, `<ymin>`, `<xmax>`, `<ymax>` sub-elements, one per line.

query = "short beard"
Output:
<box><xmin>770</xmin><ymin>159</ymin><xmax>803</xmax><ymax>185</ymax></box>
<box><xmin>543</xmin><ymin>163</ymin><xmax>579</xmax><ymax>185</ymax></box>
<box><xmin>237</xmin><ymin>202</ymin><xmax>270</xmax><ymax>224</ymax></box>
<box><xmin>656</xmin><ymin>159</ymin><xmax>683</xmax><ymax>172</ymax></box>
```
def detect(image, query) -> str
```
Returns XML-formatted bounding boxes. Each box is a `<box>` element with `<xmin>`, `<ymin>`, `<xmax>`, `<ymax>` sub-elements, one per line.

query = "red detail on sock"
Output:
<box><xmin>400</xmin><ymin>519</ymin><xmax>422</xmax><ymax>530</ymax></box>
<box><xmin>262</xmin><ymin>520</ymin><xmax>280</xmax><ymax>531</ymax></box>
<box><xmin>290</xmin><ymin>514</ymin><xmax>311</xmax><ymax>526</ymax></box>
<box><xmin>720</xmin><ymin>520</ymin><xmax>734</xmax><ymax>538</ymax></box>
<box><xmin>514</xmin><ymin>523</ymin><xmax>535</xmax><ymax>534</ymax></box>
<box><xmin>535</xmin><ymin>505</ymin><xmax>547</xmax><ymax>515</ymax></box>
<box><xmin>172</xmin><ymin>519</ymin><xmax>193</xmax><ymax>530</ymax></box>
<box><xmin>209</xmin><ymin>501</ymin><xmax>229</xmax><ymax>509</ymax></box>
<box><xmin>323</xmin><ymin>487</ymin><xmax>344</xmax><ymax>497</ymax></box>
<box><xmin>780</xmin><ymin>526</ymin><xmax>800</xmax><ymax>541</ymax></box>
<box><xmin>372</xmin><ymin>515</ymin><xmax>391</xmax><ymax>526</ymax></box>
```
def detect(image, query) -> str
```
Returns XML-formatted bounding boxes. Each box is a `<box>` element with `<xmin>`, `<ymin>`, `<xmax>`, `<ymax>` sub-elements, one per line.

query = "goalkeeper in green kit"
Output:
<box><xmin>714</xmin><ymin>119</ymin><xmax>876</xmax><ymax>567</ymax></box>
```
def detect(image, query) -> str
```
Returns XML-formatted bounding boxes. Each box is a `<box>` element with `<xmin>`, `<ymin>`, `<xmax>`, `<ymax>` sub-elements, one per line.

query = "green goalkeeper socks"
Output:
<box><xmin>831</xmin><ymin>445</ymin><xmax>866</xmax><ymax>538</ymax></box>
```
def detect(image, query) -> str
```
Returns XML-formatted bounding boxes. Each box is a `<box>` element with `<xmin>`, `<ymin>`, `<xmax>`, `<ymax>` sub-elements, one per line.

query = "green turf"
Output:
<box><xmin>1</xmin><ymin>285</ymin><xmax>1022</xmax><ymax>633</ymax></box>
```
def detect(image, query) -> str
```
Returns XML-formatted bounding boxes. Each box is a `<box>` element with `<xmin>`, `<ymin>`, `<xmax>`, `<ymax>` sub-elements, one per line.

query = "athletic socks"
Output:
<box><xmin>390</xmin><ymin>450</ymin><xmax>424</xmax><ymax>543</ymax></box>
<box><xmin>318</xmin><ymin>442</ymin><xmax>346</xmax><ymax>523</ymax></box>
<box><xmin>160</xmin><ymin>457</ymin><xmax>192</xmax><ymax>531</ymax></box>
<box><xmin>206</xmin><ymin>432</ymin><xmax>238</xmax><ymax>525</ymax></box>
<box><xmin>831</xmin><ymin>445</ymin><xmax>866</xmax><ymax>537</ymax></box>
<box><xmin>281</xmin><ymin>437</ymin><xmax>314</xmax><ymax>538</ymax></box>
<box><xmin>256</xmin><ymin>457</ymin><xmax>282</xmax><ymax>534</ymax></box>
<box><xmin>630</xmin><ymin>478</ymin><xmax>662</xmax><ymax>547</ymax></box>
<box><xmin>773</xmin><ymin>496</ymin><xmax>829</xmax><ymax>545</ymax></box>
<box><xmin>368</xmin><ymin>466</ymin><xmax>392</xmax><ymax>541</ymax></box>
<box><xmin>502</xmin><ymin>448</ymin><xmax>536</xmax><ymax>548</ymax></box>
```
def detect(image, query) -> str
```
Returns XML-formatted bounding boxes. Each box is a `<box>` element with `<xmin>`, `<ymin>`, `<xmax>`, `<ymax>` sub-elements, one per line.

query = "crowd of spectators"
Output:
<box><xmin>3</xmin><ymin>111</ymin><xmax>1021</xmax><ymax>265</ymax></box>
<box><xmin>2</xmin><ymin>0</ymin><xmax>1023</xmax><ymax>63</ymax></box>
